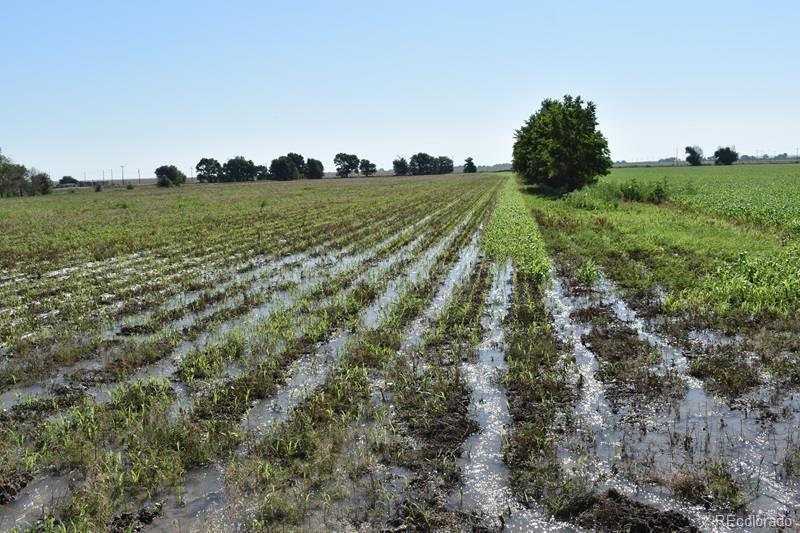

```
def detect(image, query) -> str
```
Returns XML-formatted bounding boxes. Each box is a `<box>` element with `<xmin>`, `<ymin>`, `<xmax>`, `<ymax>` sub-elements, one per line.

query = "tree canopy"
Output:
<box><xmin>408</xmin><ymin>153</ymin><xmax>454</xmax><ymax>175</ymax></box>
<box><xmin>512</xmin><ymin>94</ymin><xmax>612</xmax><ymax>190</ymax></box>
<box><xmin>269</xmin><ymin>156</ymin><xmax>301</xmax><ymax>181</ymax></box>
<box><xmin>155</xmin><ymin>165</ymin><xmax>187</xmax><ymax>187</ymax></box>
<box><xmin>685</xmin><ymin>146</ymin><xmax>703</xmax><ymax>166</ymax></box>
<box><xmin>463</xmin><ymin>157</ymin><xmax>477</xmax><ymax>173</ymax></box>
<box><xmin>0</xmin><ymin>153</ymin><xmax>53</xmax><ymax>198</ymax></box>
<box><xmin>221</xmin><ymin>156</ymin><xmax>257</xmax><ymax>182</ymax></box>
<box><xmin>334</xmin><ymin>153</ymin><xmax>360</xmax><ymax>178</ymax></box>
<box><xmin>305</xmin><ymin>158</ymin><xmax>324</xmax><ymax>179</ymax></box>
<box><xmin>393</xmin><ymin>157</ymin><xmax>408</xmax><ymax>176</ymax></box>
<box><xmin>286</xmin><ymin>153</ymin><xmax>306</xmax><ymax>177</ymax></box>
<box><xmin>359</xmin><ymin>159</ymin><xmax>377</xmax><ymax>177</ymax></box>
<box><xmin>196</xmin><ymin>158</ymin><xmax>223</xmax><ymax>182</ymax></box>
<box><xmin>714</xmin><ymin>147</ymin><xmax>739</xmax><ymax>165</ymax></box>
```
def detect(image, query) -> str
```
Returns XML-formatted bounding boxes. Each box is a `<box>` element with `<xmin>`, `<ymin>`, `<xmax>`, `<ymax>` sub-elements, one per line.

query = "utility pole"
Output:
<box><xmin>111</xmin><ymin>168</ymin><xmax>114</xmax><ymax>185</ymax></box>
<box><xmin>102</xmin><ymin>169</ymin><xmax>105</xmax><ymax>184</ymax></box>
<box><xmin>121</xmin><ymin>165</ymin><xmax>125</xmax><ymax>185</ymax></box>
<box><xmin>138</xmin><ymin>168</ymin><xmax>141</xmax><ymax>184</ymax></box>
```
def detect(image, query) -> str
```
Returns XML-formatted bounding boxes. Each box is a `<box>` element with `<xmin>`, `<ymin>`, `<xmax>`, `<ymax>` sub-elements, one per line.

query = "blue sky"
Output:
<box><xmin>1</xmin><ymin>1</ymin><xmax>798</xmax><ymax>179</ymax></box>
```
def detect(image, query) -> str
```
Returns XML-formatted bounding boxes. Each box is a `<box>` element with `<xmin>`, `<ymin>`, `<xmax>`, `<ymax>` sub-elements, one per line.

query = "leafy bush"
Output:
<box><xmin>564</xmin><ymin>177</ymin><xmax>669</xmax><ymax>209</ymax></box>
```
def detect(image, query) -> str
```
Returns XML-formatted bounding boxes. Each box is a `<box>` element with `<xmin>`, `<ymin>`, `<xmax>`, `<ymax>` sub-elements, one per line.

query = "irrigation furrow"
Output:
<box><xmin>0</xmin><ymin>196</ymin><xmax>458</xmax><ymax>414</ymax></box>
<box><xmin>149</xmin><ymin>213</ymin><xmax>491</xmax><ymax>531</ymax></box>
<box><xmin>544</xmin><ymin>271</ymin><xmax>800</xmax><ymax>530</ymax></box>
<box><xmin>150</xmin><ymin>185</ymin><xmax>500</xmax><ymax>531</ymax></box>
<box><xmin>448</xmin><ymin>260</ymin><xmax>567</xmax><ymax>531</ymax></box>
<box><xmin>0</xmin><ymin>194</ymin><xmax>431</xmax><ymax>343</ymax></box>
<box><xmin>0</xmin><ymin>199</ymin><xmax>460</xmax><ymax>404</ymax></box>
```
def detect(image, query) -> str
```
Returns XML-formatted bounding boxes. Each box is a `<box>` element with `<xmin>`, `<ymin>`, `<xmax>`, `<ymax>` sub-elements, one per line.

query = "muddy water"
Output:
<box><xmin>1</xmin><ymin>223</ymin><xmax>431</xmax><ymax>414</ymax></box>
<box><xmin>149</xmin><ymin>218</ymin><xmax>479</xmax><ymax>530</ymax></box>
<box><xmin>0</xmin><ymin>228</ymin><xmax>443</xmax><ymax>530</ymax></box>
<box><xmin>240</xmin><ymin>331</ymin><xmax>351</xmax><ymax>443</ymax></box>
<box><xmin>450</xmin><ymin>261</ymin><xmax>571</xmax><ymax>531</ymax></box>
<box><xmin>0</xmin><ymin>474</ymin><xmax>71</xmax><ymax>531</ymax></box>
<box><xmin>544</xmin><ymin>273</ymin><xmax>800</xmax><ymax>531</ymax></box>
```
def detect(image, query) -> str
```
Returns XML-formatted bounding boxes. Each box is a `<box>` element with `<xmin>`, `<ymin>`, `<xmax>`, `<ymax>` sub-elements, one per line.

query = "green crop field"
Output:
<box><xmin>0</xmin><ymin>167</ymin><xmax>798</xmax><ymax>531</ymax></box>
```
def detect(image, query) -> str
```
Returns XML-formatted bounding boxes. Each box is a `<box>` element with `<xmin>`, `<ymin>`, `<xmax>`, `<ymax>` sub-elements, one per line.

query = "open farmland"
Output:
<box><xmin>1</xmin><ymin>167</ymin><xmax>799</xmax><ymax>532</ymax></box>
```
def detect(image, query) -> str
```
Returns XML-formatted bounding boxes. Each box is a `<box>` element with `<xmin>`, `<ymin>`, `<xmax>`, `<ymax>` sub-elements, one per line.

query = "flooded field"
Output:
<box><xmin>1</xmin><ymin>170</ymin><xmax>799</xmax><ymax>531</ymax></box>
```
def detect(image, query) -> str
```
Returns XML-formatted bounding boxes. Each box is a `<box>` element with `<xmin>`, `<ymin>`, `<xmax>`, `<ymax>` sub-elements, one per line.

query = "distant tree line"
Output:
<box><xmin>179</xmin><ymin>153</ymin><xmax>325</xmax><ymax>186</ymax></box>
<box><xmin>0</xmin><ymin>152</ymin><xmax>52</xmax><ymax>198</ymax></box>
<box><xmin>391</xmin><ymin>153</ymin><xmax>455</xmax><ymax>176</ymax></box>
<box><xmin>156</xmin><ymin>150</ymin><xmax>474</xmax><ymax>186</ymax></box>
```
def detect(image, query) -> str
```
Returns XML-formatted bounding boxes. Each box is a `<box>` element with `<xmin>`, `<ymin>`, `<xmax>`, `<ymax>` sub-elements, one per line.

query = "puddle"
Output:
<box><xmin>0</xmin><ymin>474</ymin><xmax>71</xmax><ymax>531</ymax></box>
<box><xmin>149</xmin><ymin>466</ymin><xmax>255</xmax><ymax>532</ymax></box>
<box><xmin>544</xmin><ymin>273</ymin><xmax>800</xmax><ymax>531</ymax></box>
<box><xmin>449</xmin><ymin>261</ymin><xmax>571</xmax><ymax>531</ymax></box>
<box><xmin>157</xmin><ymin>216</ymin><xmax>478</xmax><ymax>528</ymax></box>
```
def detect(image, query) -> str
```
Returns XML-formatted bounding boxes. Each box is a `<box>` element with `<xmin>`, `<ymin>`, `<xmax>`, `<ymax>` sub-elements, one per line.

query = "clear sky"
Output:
<box><xmin>2</xmin><ymin>0</ymin><xmax>798</xmax><ymax>179</ymax></box>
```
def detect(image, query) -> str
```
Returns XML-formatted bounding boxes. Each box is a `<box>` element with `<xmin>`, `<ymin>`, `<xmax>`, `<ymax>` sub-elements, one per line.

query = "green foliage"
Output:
<box><xmin>304</xmin><ymin>158</ymin><xmax>324</xmax><ymax>179</ymax></box>
<box><xmin>29</xmin><ymin>172</ymin><xmax>53</xmax><ymax>195</ymax></box>
<box><xmin>0</xmin><ymin>153</ymin><xmax>52</xmax><ymax>198</ymax></box>
<box><xmin>196</xmin><ymin>157</ymin><xmax>223</xmax><ymax>183</ymax></box>
<box><xmin>59</xmin><ymin>175</ymin><xmax>79</xmax><ymax>185</ymax></box>
<box><xmin>685</xmin><ymin>146</ymin><xmax>703</xmax><ymax>166</ymax></box>
<box><xmin>482</xmin><ymin>177</ymin><xmax>550</xmax><ymax>281</ymax></box>
<box><xmin>358</xmin><ymin>159</ymin><xmax>376</xmax><ymax>177</ymax></box>
<box><xmin>604</xmin><ymin>165</ymin><xmax>800</xmax><ymax>233</ymax></box>
<box><xmin>512</xmin><ymin>94</ymin><xmax>612</xmax><ymax>191</ymax></box>
<box><xmin>408</xmin><ymin>153</ymin><xmax>453</xmax><ymax>175</ymax></box>
<box><xmin>393</xmin><ymin>157</ymin><xmax>408</xmax><ymax>176</ymax></box>
<box><xmin>285</xmin><ymin>153</ymin><xmax>306</xmax><ymax>176</ymax></box>
<box><xmin>334</xmin><ymin>153</ymin><xmax>359</xmax><ymax>178</ymax></box>
<box><xmin>667</xmin><ymin>247</ymin><xmax>800</xmax><ymax>319</ymax></box>
<box><xmin>222</xmin><ymin>156</ymin><xmax>257</xmax><ymax>182</ymax></box>
<box><xmin>564</xmin><ymin>176</ymin><xmax>669</xmax><ymax>209</ymax></box>
<box><xmin>714</xmin><ymin>147</ymin><xmax>739</xmax><ymax>166</ymax></box>
<box><xmin>463</xmin><ymin>157</ymin><xmax>477</xmax><ymax>173</ymax></box>
<box><xmin>155</xmin><ymin>165</ymin><xmax>186</xmax><ymax>187</ymax></box>
<box><xmin>269</xmin><ymin>156</ymin><xmax>301</xmax><ymax>181</ymax></box>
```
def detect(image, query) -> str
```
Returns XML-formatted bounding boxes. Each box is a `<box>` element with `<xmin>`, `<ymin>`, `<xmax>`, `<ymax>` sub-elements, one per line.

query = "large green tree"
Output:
<box><xmin>393</xmin><ymin>157</ymin><xmax>408</xmax><ymax>176</ymax></box>
<box><xmin>29</xmin><ymin>172</ymin><xmax>53</xmax><ymax>195</ymax></box>
<box><xmin>436</xmin><ymin>156</ymin><xmax>454</xmax><ymax>174</ymax></box>
<box><xmin>512</xmin><ymin>95</ymin><xmax>612</xmax><ymax>190</ymax></box>
<box><xmin>196</xmin><ymin>158</ymin><xmax>223</xmax><ymax>182</ymax></box>
<box><xmin>222</xmin><ymin>156</ymin><xmax>257</xmax><ymax>182</ymax></box>
<box><xmin>409</xmin><ymin>152</ymin><xmax>435</xmax><ymax>175</ymax></box>
<box><xmin>286</xmin><ymin>153</ymin><xmax>306</xmax><ymax>177</ymax></box>
<box><xmin>334</xmin><ymin>153</ymin><xmax>359</xmax><ymax>178</ymax></box>
<box><xmin>685</xmin><ymin>146</ymin><xmax>703</xmax><ymax>166</ymax></box>
<box><xmin>359</xmin><ymin>159</ymin><xmax>377</xmax><ymax>177</ymax></box>
<box><xmin>3</xmin><ymin>163</ymin><xmax>28</xmax><ymax>197</ymax></box>
<box><xmin>155</xmin><ymin>165</ymin><xmax>186</xmax><ymax>187</ymax></box>
<box><xmin>304</xmin><ymin>158</ymin><xmax>324</xmax><ymax>179</ymax></box>
<box><xmin>463</xmin><ymin>157</ymin><xmax>477</xmax><ymax>173</ymax></box>
<box><xmin>269</xmin><ymin>156</ymin><xmax>301</xmax><ymax>181</ymax></box>
<box><xmin>714</xmin><ymin>147</ymin><xmax>739</xmax><ymax>165</ymax></box>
